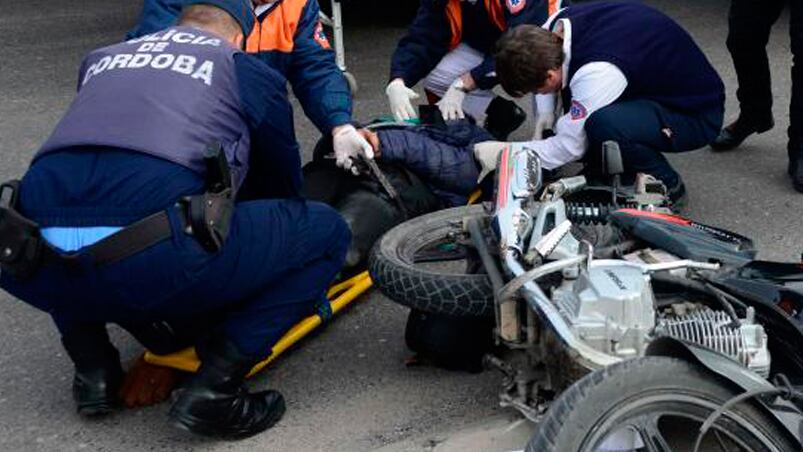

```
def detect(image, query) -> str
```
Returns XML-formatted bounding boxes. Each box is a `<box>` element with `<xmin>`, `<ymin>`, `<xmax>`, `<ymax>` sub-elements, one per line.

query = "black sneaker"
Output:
<box><xmin>484</xmin><ymin>96</ymin><xmax>526</xmax><ymax>141</ymax></box>
<box><xmin>710</xmin><ymin>115</ymin><xmax>774</xmax><ymax>151</ymax></box>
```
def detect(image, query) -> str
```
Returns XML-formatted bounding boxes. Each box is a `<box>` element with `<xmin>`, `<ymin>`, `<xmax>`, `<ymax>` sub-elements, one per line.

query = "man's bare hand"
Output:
<box><xmin>119</xmin><ymin>354</ymin><xmax>181</xmax><ymax>408</ymax></box>
<box><xmin>358</xmin><ymin>129</ymin><xmax>381</xmax><ymax>157</ymax></box>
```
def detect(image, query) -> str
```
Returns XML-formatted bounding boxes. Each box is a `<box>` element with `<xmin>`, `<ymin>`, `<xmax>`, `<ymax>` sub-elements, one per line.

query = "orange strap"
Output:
<box><xmin>445</xmin><ymin>0</ymin><xmax>463</xmax><ymax>50</ymax></box>
<box><xmin>484</xmin><ymin>0</ymin><xmax>507</xmax><ymax>31</ymax></box>
<box><xmin>548</xmin><ymin>0</ymin><xmax>560</xmax><ymax>16</ymax></box>
<box><xmin>246</xmin><ymin>0</ymin><xmax>308</xmax><ymax>54</ymax></box>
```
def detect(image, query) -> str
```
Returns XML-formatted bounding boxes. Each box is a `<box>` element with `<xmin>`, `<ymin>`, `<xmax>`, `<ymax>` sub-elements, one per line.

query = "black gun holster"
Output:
<box><xmin>0</xmin><ymin>181</ymin><xmax>45</xmax><ymax>279</ymax></box>
<box><xmin>182</xmin><ymin>143</ymin><xmax>235</xmax><ymax>253</ymax></box>
<box><xmin>185</xmin><ymin>188</ymin><xmax>233</xmax><ymax>253</ymax></box>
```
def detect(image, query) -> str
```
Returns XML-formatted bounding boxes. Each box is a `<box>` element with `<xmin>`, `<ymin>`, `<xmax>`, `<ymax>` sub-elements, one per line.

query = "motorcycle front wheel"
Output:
<box><xmin>528</xmin><ymin>357</ymin><xmax>798</xmax><ymax>452</ymax></box>
<box><xmin>368</xmin><ymin>205</ymin><xmax>495</xmax><ymax>317</ymax></box>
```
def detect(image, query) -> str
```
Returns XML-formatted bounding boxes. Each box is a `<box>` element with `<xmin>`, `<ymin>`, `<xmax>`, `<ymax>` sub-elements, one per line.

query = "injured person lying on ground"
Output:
<box><xmin>302</xmin><ymin>118</ymin><xmax>496</xmax><ymax>273</ymax></box>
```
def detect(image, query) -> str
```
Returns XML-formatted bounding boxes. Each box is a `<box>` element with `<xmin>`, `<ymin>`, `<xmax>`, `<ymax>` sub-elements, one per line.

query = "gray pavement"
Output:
<box><xmin>0</xmin><ymin>0</ymin><xmax>800</xmax><ymax>451</ymax></box>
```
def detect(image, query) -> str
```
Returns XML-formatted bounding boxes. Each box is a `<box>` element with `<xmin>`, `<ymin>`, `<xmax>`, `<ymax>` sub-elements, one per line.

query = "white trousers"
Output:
<box><xmin>423</xmin><ymin>43</ymin><xmax>537</xmax><ymax>123</ymax></box>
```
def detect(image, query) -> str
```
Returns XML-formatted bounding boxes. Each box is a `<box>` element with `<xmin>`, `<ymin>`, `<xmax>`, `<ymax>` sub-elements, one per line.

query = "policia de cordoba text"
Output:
<box><xmin>83</xmin><ymin>31</ymin><xmax>221</xmax><ymax>86</ymax></box>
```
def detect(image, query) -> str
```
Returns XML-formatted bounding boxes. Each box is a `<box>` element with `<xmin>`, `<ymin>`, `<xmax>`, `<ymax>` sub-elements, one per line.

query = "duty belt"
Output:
<box><xmin>39</xmin><ymin>209</ymin><xmax>175</xmax><ymax>268</ymax></box>
<box><xmin>0</xmin><ymin>143</ymin><xmax>234</xmax><ymax>279</ymax></box>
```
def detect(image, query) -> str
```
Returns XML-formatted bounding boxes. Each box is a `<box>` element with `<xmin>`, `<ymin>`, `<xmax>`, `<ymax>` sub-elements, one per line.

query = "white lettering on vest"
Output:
<box><xmin>82</xmin><ymin>52</ymin><xmax>215</xmax><ymax>86</ymax></box>
<box><xmin>128</xmin><ymin>53</ymin><xmax>153</xmax><ymax>68</ymax></box>
<box><xmin>172</xmin><ymin>55</ymin><xmax>197</xmax><ymax>75</ymax></box>
<box><xmin>94</xmin><ymin>56</ymin><xmax>112</xmax><ymax>74</ymax></box>
<box><xmin>126</xmin><ymin>29</ymin><xmax>222</xmax><ymax>48</ymax></box>
<box><xmin>82</xmin><ymin>62</ymin><xmax>98</xmax><ymax>85</ymax></box>
<box><xmin>172</xmin><ymin>32</ymin><xmax>194</xmax><ymax>44</ymax></box>
<box><xmin>108</xmin><ymin>53</ymin><xmax>133</xmax><ymax>70</ymax></box>
<box><xmin>191</xmin><ymin>60</ymin><xmax>215</xmax><ymax>86</ymax></box>
<box><xmin>160</xmin><ymin>29</ymin><xmax>176</xmax><ymax>41</ymax></box>
<box><xmin>150</xmin><ymin>53</ymin><xmax>175</xmax><ymax>69</ymax></box>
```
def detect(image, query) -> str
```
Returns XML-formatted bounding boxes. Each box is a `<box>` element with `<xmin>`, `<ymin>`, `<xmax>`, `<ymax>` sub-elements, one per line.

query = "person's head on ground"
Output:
<box><xmin>495</xmin><ymin>24</ymin><xmax>564</xmax><ymax>97</ymax></box>
<box><xmin>179</xmin><ymin>0</ymin><xmax>255</xmax><ymax>48</ymax></box>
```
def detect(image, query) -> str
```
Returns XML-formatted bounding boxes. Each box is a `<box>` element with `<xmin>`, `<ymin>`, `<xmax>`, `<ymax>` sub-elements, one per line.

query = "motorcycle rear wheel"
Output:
<box><xmin>528</xmin><ymin>357</ymin><xmax>798</xmax><ymax>452</ymax></box>
<box><xmin>368</xmin><ymin>205</ymin><xmax>495</xmax><ymax>317</ymax></box>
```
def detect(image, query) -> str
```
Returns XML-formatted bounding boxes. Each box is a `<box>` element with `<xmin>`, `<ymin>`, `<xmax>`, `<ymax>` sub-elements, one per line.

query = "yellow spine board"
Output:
<box><xmin>143</xmin><ymin>272</ymin><xmax>373</xmax><ymax>376</ymax></box>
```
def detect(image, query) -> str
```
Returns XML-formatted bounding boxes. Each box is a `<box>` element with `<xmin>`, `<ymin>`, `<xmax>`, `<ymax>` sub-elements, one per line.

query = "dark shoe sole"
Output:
<box><xmin>169</xmin><ymin>396</ymin><xmax>286</xmax><ymax>440</ymax></box>
<box><xmin>77</xmin><ymin>400</ymin><xmax>117</xmax><ymax>417</ymax></box>
<box><xmin>710</xmin><ymin>122</ymin><xmax>774</xmax><ymax>152</ymax></box>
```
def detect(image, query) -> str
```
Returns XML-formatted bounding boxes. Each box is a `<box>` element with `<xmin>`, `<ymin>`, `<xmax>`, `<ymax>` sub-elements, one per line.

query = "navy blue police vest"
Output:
<box><xmin>556</xmin><ymin>2</ymin><xmax>724</xmax><ymax>112</ymax></box>
<box><xmin>37</xmin><ymin>26</ymin><xmax>251</xmax><ymax>190</ymax></box>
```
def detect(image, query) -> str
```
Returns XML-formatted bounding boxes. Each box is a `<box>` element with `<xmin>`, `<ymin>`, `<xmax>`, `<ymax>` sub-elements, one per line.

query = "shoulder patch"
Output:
<box><xmin>506</xmin><ymin>0</ymin><xmax>526</xmax><ymax>14</ymax></box>
<box><xmin>314</xmin><ymin>21</ymin><xmax>331</xmax><ymax>49</ymax></box>
<box><xmin>570</xmin><ymin>100</ymin><xmax>587</xmax><ymax>120</ymax></box>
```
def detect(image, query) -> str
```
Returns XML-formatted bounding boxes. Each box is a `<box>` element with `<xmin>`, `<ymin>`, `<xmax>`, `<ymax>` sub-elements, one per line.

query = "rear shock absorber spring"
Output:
<box><xmin>566</xmin><ymin>202</ymin><xmax>635</xmax><ymax>224</ymax></box>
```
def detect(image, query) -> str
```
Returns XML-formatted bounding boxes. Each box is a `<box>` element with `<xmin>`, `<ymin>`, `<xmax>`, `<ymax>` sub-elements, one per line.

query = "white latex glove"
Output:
<box><xmin>473</xmin><ymin>141</ymin><xmax>509</xmax><ymax>183</ymax></box>
<box><xmin>532</xmin><ymin>111</ymin><xmax>556</xmax><ymax>140</ymax></box>
<box><xmin>437</xmin><ymin>77</ymin><xmax>467</xmax><ymax>121</ymax></box>
<box><xmin>333</xmin><ymin>125</ymin><xmax>375</xmax><ymax>175</ymax></box>
<box><xmin>386</xmin><ymin>78</ymin><xmax>419</xmax><ymax>121</ymax></box>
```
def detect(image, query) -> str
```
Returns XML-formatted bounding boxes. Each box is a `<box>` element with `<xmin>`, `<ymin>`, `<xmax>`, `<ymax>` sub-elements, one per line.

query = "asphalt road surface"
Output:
<box><xmin>0</xmin><ymin>1</ymin><xmax>801</xmax><ymax>451</ymax></box>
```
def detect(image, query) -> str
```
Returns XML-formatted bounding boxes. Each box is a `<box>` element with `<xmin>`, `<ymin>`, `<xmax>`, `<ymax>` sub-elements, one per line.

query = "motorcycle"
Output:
<box><xmin>369</xmin><ymin>142</ymin><xmax>803</xmax><ymax>451</ymax></box>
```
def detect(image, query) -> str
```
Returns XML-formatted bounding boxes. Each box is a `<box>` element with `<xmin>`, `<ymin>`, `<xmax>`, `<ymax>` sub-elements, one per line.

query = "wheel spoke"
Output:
<box><xmin>712</xmin><ymin>430</ymin><xmax>731</xmax><ymax>451</ymax></box>
<box><xmin>633</xmin><ymin>414</ymin><xmax>675</xmax><ymax>452</ymax></box>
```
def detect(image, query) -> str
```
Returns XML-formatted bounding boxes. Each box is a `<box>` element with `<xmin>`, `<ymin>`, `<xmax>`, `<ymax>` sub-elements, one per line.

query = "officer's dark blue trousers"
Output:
<box><xmin>0</xmin><ymin>199</ymin><xmax>350</xmax><ymax>358</ymax></box>
<box><xmin>584</xmin><ymin>99</ymin><xmax>724</xmax><ymax>187</ymax></box>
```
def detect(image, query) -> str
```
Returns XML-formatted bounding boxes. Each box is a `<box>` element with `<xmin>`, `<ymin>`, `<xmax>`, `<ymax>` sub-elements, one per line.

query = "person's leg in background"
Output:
<box><xmin>424</xmin><ymin>44</ymin><xmax>495</xmax><ymax>118</ymax></box>
<box><xmin>126</xmin><ymin>0</ymin><xmax>186</xmax><ymax>40</ymax></box>
<box><xmin>711</xmin><ymin>0</ymin><xmax>785</xmax><ymax>150</ymax></box>
<box><xmin>423</xmin><ymin>44</ymin><xmax>524</xmax><ymax>139</ymax></box>
<box><xmin>585</xmin><ymin>99</ymin><xmax>723</xmax><ymax>207</ymax></box>
<box><xmin>788</xmin><ymin>0</ymin><xmax>803</xmax><ymax>191</ymax></box>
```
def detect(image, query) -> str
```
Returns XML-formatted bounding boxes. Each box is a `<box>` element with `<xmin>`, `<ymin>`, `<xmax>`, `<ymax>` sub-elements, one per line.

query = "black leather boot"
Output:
<box><xmin>710</xmin><ymin>115</ymin><xmax>774</xmax><ymax>151</ymax></box>
<box><xmin>168</xmin><ymin>338</ymin><xmax>285</xmax><ymax>440</ymax></box>
<box><xmin>789</xmin><ymin>149</ymin><xmax>803</xmax><ymax>193</ymax></box>
<box><xmin>61</xmin><ymin>329</ymin><xmax>124</xmax><ymax>417</ymax></box>
<box><xmin>484</xmin><ymin>96</ymin><xmax>526</xmax><ymax>141</ymax></box>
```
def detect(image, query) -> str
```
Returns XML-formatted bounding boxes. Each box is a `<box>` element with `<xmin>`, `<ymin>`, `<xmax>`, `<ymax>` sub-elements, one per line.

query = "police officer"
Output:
<box><xmin>0</xmin><ymin>0</ymin><xmax>349</xmax><ymax>439</ymax></box>
<box><xmin>386</xmin><ymin>0</ymin><xmax>564</xmax><ymax>140</ymax></box>
<box><xmin>489</xmin><ymin>2</ymin><xmax>725</xmax><ymax>205</ymax></box>
<box><xmin>710</xmin><ymin>0</ymin><xmax>803</xmax><ymax>193</ymax></box>
<box><xmin>129</xmin><ymin>0</ymin><xmax>372</xmax><ymax>174</ymax></box>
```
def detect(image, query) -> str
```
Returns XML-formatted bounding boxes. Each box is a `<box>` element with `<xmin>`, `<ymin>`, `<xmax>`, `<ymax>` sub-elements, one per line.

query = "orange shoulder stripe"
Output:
<box><xmin>484</xmin><ymin>0</ymin><xmax>506</xmax><ymax>31</ymax></box>
<box><xmin>548</xmin><ymin>0</ymin><xmax>559</xmax><ymax>16</ymax></box>
<box><xmin>445</xmin><ymin>0</ymin><xmax>463</xmax><ymax>50</ymax></box>
<box><xmin>246</xmin><ymin>0</ymin><xmax>308</xmax><ymax>54</ymax></box>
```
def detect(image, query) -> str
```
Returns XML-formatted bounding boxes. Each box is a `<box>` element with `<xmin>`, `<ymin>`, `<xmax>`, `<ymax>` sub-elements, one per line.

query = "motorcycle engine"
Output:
<box><xmin>552</xmin><ymin>260</ymin><xmax>657</xmax><ymax>359</ymax></box>
<box><xmin>551</xmin><ymin>258</ymin><xmax>771</xmax><ymax>376</ymax></box>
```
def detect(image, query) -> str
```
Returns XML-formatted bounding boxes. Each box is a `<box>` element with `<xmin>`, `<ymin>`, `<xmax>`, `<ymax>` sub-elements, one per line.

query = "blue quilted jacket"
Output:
<box><xmin>376</xmin><ymin>120</ymin><xmax>493</xmax><ymax>206</ymax></box>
